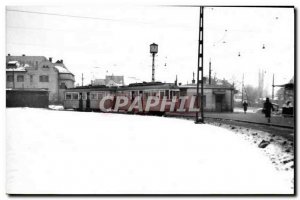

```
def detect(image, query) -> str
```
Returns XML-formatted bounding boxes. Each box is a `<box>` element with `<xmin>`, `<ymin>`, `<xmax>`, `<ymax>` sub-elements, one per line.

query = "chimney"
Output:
<box><xmin>22</xmin><ymin>54</ymin><xmax>26</xmax><ymax>56</ymax></box>
<box><xmin>49</xmin><ymin>57</ymin><xmax>52</xmax><ymax>62</ymax></box>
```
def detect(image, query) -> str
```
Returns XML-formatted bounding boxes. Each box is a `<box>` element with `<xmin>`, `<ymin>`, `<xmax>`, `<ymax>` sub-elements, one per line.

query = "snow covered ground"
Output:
<box><xmin>6</xmin><ymin>108</ymin><xmax>293</xmax><ymax>194</ymax></box>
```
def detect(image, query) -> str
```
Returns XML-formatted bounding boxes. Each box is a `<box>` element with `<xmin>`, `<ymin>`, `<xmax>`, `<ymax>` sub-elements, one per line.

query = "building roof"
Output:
<box><xmin>179</xmin><ymin>83</ymin><xmax>234</xmax><ymax>90</ymax></box>
<box><xmin>54</xmin><ymin>65</ymin><xmax>73</xmax><ymax>74</ymax></box>
<box><xmin>118</xmin><ymin>82</ymin><xmax>179</xmax><ymax>91</ymax></box>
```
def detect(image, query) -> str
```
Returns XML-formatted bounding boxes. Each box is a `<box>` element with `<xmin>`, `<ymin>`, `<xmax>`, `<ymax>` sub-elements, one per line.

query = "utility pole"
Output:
<box><xmin>272</xmin><ymin>73</ymin><xmax>274</xmax><ymax>100</ymax></box>
<box><xmin>209</xmin><ymin>58</ymin><xmax>212</xmax><ymax>85</ymax></box>
<box><xmin>81</xmin><ymin>73</ymin><xmax>84</xmax><ymax>86</ymax></box>
<box><xmin>242</xmin><ymin>73</ymin><xmax>244</xmax><ymax>102</ymax></box>
<box><xmin>195</xmin><ymin>6</ymin><xmax>204</xmax><ymax>123</ymax></box>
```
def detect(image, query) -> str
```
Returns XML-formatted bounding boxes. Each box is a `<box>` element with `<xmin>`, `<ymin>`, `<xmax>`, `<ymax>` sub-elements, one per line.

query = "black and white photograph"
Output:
<box><xmin>3</xmin><ymin>1</ymin><xmax>296</xmax><ymax>196</ymax></box>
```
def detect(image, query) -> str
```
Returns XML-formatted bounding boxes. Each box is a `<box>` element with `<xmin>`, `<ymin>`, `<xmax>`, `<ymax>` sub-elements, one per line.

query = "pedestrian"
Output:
<box><xmin>242</xmin><ymin>100</ymin><xmax>248</xmax><ymax>114</ymax></box>
<box><xmin>263</xmin><ymin>97</ymin><xmax>274</xmax><ymax>123</ymax></box>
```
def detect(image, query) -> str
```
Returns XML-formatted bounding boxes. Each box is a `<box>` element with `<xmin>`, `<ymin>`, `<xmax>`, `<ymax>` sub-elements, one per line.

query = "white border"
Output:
<box><xmin>1</xmin><ymin>0</ymin><xmax>298</xmax><ymax>200</ymax></box>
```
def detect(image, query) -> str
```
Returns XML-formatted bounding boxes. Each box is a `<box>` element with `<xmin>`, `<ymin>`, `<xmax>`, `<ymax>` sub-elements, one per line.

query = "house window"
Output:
<box><xmin>17</xmin><ymin>75</ymin><xmax>24</xmax><ymax>82</ymax></box>
<box><xmin>42</xmin><ymin>65</ymin><xmax>49</xmax><ymax>68</ymax></box>
<box><xmin>60</xmin><ymin>82</ymin><xmax>67</xmax><ymax>89</ymax></box>
<box><xmin>30</xmin><ymin>75</ymin><xmax>33</xmax><ymax>83</ymax></box>
<box><xmin>7</xmin><ymin>75</ymin><xmax>14</xmax><ymax>82</ymax></box>
<box><xmin>39</xmin><ymin>75</ymin><xmax>49</xmax><ymax>82</ymax></box>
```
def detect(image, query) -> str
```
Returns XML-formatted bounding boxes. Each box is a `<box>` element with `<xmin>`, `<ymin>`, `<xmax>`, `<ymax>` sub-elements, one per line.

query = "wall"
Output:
<box><xmin>184</xmin><ymin>86</ymin><xmax>233</xmax><ymax>112</ymax></box>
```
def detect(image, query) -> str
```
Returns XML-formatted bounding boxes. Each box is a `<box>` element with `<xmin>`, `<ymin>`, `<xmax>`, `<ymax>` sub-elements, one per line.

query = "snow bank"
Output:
<box><xmin>48</xmin><ymin>105</ymin><xmax>64</xmax><ymax>110</ymax></box>
<box><xmin>208</xmin><ymin>121</ymin><xmax>294</xmax><ymax>191</ymax></box>
<box><xmin>6</xmin><ymin>108</ymin><xmax>293</xmax><ymax>194</ymax></box>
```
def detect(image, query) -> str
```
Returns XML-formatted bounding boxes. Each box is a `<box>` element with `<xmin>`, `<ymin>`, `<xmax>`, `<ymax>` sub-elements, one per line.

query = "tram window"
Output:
<box><xmin>160</xmin><ymin>91</ymin><xmax>164</xmax><ymax>99</ymax></box>
<box><xmin>90</xmin><ymin>93</ymin><xmax>97</xmax><ymax>100</ymax></box>
<box><xmin>98</xmin><ymin>92</ymin><xmax>104</xmax><ymax>99</ymax></box>
<box><xmin>72</xmin><ymin>93</ymin><xmax>79</xmax><ymax>100</ymax></box>
<box><xmin>65</xmin><ymin>93</ymin><xmax>72</xmax><ymax>100</ymax></box>
<box><xmin>166</xmin><ymin>90</ymin><xmax>169</xmax><ymax>99</ymax></box>
<box><xmin>155</xmin><ymin>91</ymin><xmax>160</xmax><ymax>98</ymax></box>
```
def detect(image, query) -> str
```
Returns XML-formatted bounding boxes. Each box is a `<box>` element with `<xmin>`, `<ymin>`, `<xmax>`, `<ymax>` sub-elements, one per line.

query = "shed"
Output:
<box><xmin>6</xmin><ymin>89</ymin><xmax>49</xmax><ymax>108</ymax></box>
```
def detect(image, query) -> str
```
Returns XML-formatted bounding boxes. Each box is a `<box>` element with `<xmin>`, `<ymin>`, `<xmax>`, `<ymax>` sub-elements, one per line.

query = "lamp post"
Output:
<box><xmin>150</xmin><ymin>43</ymin><xmax>158</xmax><ymax>82</ymax></box>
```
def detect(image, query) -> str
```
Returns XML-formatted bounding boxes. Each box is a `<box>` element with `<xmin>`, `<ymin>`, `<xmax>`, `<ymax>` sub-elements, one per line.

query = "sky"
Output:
<box><xmin>6</xmin><ymin>5</ymin><xmax>294</xmax><ymax>94</ymax></box>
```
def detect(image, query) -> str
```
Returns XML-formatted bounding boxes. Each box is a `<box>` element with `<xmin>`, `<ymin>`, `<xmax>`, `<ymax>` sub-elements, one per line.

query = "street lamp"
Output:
<box><xmin>150</xmin><ymin>43</ymin><xmax>158</xmax><ymax>82</ymax></box>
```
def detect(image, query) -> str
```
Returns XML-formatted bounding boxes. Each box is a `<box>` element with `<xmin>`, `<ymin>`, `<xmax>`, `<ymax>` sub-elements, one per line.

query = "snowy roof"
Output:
<box><xmin>8</xmin><ymin>61</ymin><xmax>19</xmax><ymax>64</ymax></box>
<box><xmin>6</xmin><ymin>66</ymin><xmax>26</xmax><ymax>72</ymax></box>
<box><xmin>54</xmin><ymin>65</ymin><xmax>72</xmax><ymax>74</ymax></box>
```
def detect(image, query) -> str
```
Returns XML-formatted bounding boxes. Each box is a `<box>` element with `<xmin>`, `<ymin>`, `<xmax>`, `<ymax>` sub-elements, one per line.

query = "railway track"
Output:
<box><xmin>204</xmin><ymin>116</ymin><xmax>294</xmax><ymax>130</ymax></box>
<box><xmin>164</xmin><ymin>114</ymin><xmax>294</xmax><ymax>130</ymax></box>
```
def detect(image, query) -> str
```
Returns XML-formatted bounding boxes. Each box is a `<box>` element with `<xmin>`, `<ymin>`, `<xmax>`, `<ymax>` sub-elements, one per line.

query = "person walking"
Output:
<box><xmin>242</xmin><ymin>101</ymin><xmax>248</xmax><ymax>114</ymax></box>
<box><xmin>263</xmin><ymin>97</ymin><xmax>274</xmax><ymax>123</ymax></box>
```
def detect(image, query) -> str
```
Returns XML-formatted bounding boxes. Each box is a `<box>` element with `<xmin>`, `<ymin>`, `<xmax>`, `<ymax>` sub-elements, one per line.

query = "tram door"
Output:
<box><xmin>215</xmin><ymin>94</ymin><xmax>224</xmax><ymax>112</ymax></box>
<box><xmin>79</xmin><ymin>92</ymin><xmax>83</xmax><ymax>111</ymax></box>
<box><xmin>86</xmin><ymin>92</ymin><xmax>90</xmax><ymax>110</ymax></box>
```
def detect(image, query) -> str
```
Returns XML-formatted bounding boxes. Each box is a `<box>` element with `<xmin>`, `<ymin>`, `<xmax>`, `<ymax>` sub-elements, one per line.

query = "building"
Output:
<box><xmin>6</xmin><ymin>54</ymin><xmax>75</xmax><ymax>104</ymax></box>
<box><xmin>92</xmin><ymin>75</ymin><xmax>124</xmax><ymax>87</ymax></box>
<box><xmin>179</xmin><ymin>83</ymin><xmax>235</xmax><ymax>112</ymax></box>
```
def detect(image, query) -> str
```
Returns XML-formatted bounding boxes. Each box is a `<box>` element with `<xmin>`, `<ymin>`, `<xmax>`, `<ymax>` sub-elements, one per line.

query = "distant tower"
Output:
<box><xmin>150</xmin><ymin>43</ymin><xmax>158</xmax><ymax>82</ymax></box>
<box><xmin>192</xmin><ymin>72</ymin><xmax>195</xmax><ymax>84</ymax></box>
<box><xmin>175</xmin><ymin>75</ymin><xmax>178</xmax><ymax>85</ymax></box>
